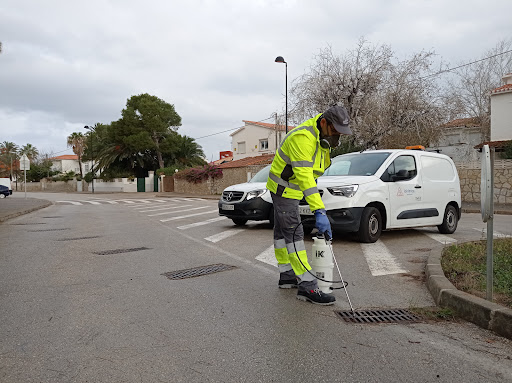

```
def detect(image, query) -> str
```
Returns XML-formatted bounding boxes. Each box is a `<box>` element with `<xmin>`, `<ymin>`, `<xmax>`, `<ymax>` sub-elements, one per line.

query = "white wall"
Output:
<box><xmin>491</xmin><ymin>91</ymin><xmax>512</xmax><ymax>141</ymax></box>
<box><xmin>430</xmin><ymin>126</ymin><xmax>484</xmax><ymax>162</ymax></box>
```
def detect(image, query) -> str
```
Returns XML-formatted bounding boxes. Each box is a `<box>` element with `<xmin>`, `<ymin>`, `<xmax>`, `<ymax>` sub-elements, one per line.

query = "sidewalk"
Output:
<box><xmin>462</xmin><ymin>201</ymin><xmax>512</xmax><ymax>215</ymax></box>
<box><xmin>0</xmin><ymin>197</ymin><xmax>52</xmax><ymax>223</ymax></box>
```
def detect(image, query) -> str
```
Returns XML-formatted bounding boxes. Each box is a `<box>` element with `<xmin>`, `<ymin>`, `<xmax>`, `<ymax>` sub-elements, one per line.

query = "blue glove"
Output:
<box><xmin>314</xmin><ymin>209</ymin><xmax>332</xmax><ymax>240</ymax></box>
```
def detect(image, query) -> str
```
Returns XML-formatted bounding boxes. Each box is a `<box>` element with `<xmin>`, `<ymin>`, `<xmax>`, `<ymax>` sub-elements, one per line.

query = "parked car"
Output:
<box><xmin>299</xmin><ymin>148</ymin><xmax>462</xmax><ymax>242</ymax></box>
<box><xmin>0</xmin><ymin>184</ymin><xmax>11</xmax><ymax>198</ymax></box>
<box><xmin>218</xmin><ymin>165</ymin><xmax>273</xmax><ymax>226</ymax></box>
<box><xmin>0</xmin><ymin>178</ymin><xmax>12</xmax><ymax>197</ymax></box>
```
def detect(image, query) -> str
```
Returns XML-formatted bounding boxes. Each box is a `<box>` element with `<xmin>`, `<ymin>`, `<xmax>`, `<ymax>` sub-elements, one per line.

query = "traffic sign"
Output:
<box><xmin>20</xmin><ymin>154</ymin><xmax>30</xmax><ymax>171</ymax></box>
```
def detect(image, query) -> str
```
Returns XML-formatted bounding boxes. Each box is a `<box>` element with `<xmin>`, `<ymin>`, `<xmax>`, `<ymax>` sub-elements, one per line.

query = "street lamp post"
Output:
<box><xmin>275</xmin><ymin>56</ymin><xmax>288</xmax><ymax>134</ymax></box>
<box><xmin>84</xmin><ymin>125</ymin><xmax>95</xmax><ymax>194</ymax></box>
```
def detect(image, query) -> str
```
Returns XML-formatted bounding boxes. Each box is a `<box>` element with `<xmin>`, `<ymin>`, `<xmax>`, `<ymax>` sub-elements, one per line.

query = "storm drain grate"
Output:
<box><xmin>42</xmin><ymin>216</ymin><xmax>63</xmax><ymax>219</ymax></box>
<box><xmin>56</xmin><ymin>235</ymin><xmax>102</xmax><ymax>241</ymax></box>
<box><xmin>335</xmin><ymin>309</ymin><xmax>421</xmax><ymax>324</ymax></box>
<box><xmin>28</xmin><ymin>228</ymin><xmax>69</xmax><ymax>232</ymax></box>
<box><xmin>162</xmin><ymin>263</ymin><xmax>237</xmax><ymax>280</ymax></box>
<box><xmin>93</xmin><ymin>247</ymin><xmax>151</xmax><ymax>255</ymax></box>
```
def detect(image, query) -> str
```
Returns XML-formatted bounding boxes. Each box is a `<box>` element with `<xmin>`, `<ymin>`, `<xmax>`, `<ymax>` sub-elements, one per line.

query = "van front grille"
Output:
<box><xmin>222</xmin><ymin>191</ymin><xmax>244</xmax><ymax>202</ymax></box>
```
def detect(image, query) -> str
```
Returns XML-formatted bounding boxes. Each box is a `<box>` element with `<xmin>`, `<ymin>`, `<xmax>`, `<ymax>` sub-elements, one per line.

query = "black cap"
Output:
<box><xmin>323</xmin><ymin>105</ymin><xmax>351</xmax><ymax>135</ymax></box>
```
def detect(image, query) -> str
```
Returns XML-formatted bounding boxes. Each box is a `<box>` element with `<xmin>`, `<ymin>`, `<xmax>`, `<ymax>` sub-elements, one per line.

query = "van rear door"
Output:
<box><xmin>419</xmin><ymin>154</ymin><xmax>459</xmax><ymax>225</ymax></box>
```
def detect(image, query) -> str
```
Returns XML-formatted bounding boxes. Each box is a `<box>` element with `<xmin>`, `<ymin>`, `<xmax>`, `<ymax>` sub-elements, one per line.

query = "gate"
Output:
<box><xmin>137</xmin><ymin>177</ymin><xmax>145</xmax><ymax>192</ymax></box>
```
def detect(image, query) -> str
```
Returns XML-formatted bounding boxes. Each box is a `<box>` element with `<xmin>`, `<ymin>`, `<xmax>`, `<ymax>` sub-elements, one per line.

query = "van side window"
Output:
<box><xmin>381</xmin><ymin>155</ymin><xmax>417</xmax><ymax>182</ymax></box>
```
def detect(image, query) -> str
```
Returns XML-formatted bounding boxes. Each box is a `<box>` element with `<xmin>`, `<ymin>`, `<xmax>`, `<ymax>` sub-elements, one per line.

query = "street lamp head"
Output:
<box><xmin>275</xmin><ymin>56</ymin><xmax>286</xmax><ymax>64</ymax></box>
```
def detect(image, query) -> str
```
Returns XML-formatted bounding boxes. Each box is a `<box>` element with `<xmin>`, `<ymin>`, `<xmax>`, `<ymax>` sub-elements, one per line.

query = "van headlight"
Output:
<box><xmin>246</xmin><ymin>189</ymin><xmax>268</xmax><ymax>200</ymax></box>
<box><xmin>327</xmin><ymin>185</ymin><xmax>359</xmax><ymax>197</ymax></box>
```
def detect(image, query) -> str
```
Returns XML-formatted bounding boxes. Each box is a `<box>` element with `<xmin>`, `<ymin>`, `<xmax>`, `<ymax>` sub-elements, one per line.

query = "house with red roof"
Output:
<box><xmin>474</xmin><ymin>73</ymin><xmax>512</xmax><ymax>152</ymax></box>
<box><xmin>51</xmin><ymin>154</ymin><xmax>95</xmax><ymax>175</ymax></box>
<box><xmin>230</xmin><ymin>120</ymin><xmax>294</xmax><ymax>161</ymax></box>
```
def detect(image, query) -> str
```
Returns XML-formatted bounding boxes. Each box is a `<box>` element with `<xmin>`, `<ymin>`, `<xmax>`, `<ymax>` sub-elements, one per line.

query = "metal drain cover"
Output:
<box><xmin>56</xmin><ymin>235</ymin><xmax>102</xmax><ymax>241</ymax></box>
<box><xmin>162</xmin><ymin>264</ymin><xmax>237</xmax><ymax>280</ymax></box>
<box><xmin>93</xmin><ymin>247</ymin><xmax>151</xmax><ymax>255</ymax></box>
<box><xmin>335</xmin><ymin>309</ymin><xmax>421</xmax><ymax>324</ymax></box>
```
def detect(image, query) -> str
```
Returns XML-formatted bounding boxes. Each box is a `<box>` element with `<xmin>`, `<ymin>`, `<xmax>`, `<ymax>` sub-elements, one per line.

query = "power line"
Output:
<box><xmin>419</xmin><ymin>48</ymin><xmax>512</xmax><ymax>80</ymax></box>
<box><xmin>193</xmin><ymin>115</ymin><xmax>275</xmax><ymax>140</ymax></box>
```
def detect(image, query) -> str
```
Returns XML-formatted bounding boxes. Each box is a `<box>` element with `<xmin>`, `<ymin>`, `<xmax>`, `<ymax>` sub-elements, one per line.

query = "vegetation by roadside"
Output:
<box><xmin>442</xmin><ymin>238</ymin><xmax>512</xmax><ymax>309</ymax></box>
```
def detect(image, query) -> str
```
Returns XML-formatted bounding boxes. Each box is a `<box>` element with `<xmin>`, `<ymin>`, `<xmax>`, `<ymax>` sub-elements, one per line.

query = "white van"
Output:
<box><xmin>299</xmin><ymin>148</ymin><xmax>462</xmax><ymax>243</ymax></box>
<box><xmin>218</xmin><ymin>165</ymin><xmax>274</xmax><ymax>226</ymax></box>
<box><xmin>0</xmin><ymin>178</ymin><xmax>13</xmax><ymax>198</ymax></box>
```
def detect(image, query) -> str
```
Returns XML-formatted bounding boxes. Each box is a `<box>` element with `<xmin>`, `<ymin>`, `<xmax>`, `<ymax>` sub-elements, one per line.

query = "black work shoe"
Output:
<box><xmin>297</xmin><ymin>288</ymin><xmax>336</xmax><ymax>305</ymax></box>
<box><xmin>278</xmin><ymin>277</ymin><xmax>298</xmax><ymax>289</ymax></box>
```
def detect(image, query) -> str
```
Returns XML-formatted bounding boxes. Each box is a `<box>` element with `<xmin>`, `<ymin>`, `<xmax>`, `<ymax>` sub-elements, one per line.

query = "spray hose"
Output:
<box><xmin>292</xmin><ymin>218</ymin><xmax>348</xmax><ymax>290</ymax></box>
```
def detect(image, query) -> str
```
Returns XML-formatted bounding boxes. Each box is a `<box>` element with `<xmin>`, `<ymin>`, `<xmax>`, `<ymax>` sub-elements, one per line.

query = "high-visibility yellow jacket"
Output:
<box><xmin>266</xmin><ymin>113</ymin><xmax>330</xmax><ymax>212</ymax></box>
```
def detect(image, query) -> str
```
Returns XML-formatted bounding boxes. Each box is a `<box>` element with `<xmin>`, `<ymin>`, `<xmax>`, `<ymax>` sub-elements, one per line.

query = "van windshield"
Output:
<box><xmin>325</xmin><ymin>152</ymin><xmax>391</xmax><ymax>176</ymax></box>
<box><xmin>249</xmin><ymin>165</ymin><xmax>271</xmax><ymax>183</ymax></box>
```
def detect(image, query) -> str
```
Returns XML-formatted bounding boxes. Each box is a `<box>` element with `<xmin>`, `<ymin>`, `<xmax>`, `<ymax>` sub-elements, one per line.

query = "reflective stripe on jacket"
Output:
<box><xmin>266</xmin><ymin>113</ymin><xmax>330</xmax><ymax>212</ymax></box>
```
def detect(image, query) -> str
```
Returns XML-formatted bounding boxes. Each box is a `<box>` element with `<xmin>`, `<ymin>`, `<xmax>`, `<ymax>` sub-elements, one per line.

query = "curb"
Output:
<box><xmin>0</xmin><ymin>200</ymin><xmax>53</xmax><ymax>223</ymax></box>
<box><xmin>462</xmin><ymin>208</ymin><xmax>512</xmax><ymax>215</ymax></box>
<box><xmin>426</xmin><ymin>245</ymin><xmax>512</xmax><ymax>340</ymax></box>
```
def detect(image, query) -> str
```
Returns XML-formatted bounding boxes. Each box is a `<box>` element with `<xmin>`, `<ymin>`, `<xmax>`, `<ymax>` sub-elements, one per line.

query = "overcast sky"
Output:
<box><xmin>0</xmin><ymin>0</ymin><xmax>510</xmax><ymax>162</ymax></box>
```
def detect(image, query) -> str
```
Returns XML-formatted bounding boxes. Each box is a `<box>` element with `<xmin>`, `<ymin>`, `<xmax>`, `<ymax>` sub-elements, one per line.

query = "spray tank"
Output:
<box><xmin>309</xmin><ymin>234</ymin><xmax>334</xmax><ymax>294</ymax></box>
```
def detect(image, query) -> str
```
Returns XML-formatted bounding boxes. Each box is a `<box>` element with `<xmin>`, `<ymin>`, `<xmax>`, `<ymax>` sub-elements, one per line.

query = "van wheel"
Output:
<box><xmin>437</xmin><ymin>205</ymin><xmax>458</xmax><ymax>234</ymax></box>
<box><xmin>358</xmin><ymin>207</ymin><xmax>382</xmax><ymax>243</ymax></box>
<box><xmin>232</xmin><ymin>218</ymin><xmax>248</xmax><ymax>226</ymax></box>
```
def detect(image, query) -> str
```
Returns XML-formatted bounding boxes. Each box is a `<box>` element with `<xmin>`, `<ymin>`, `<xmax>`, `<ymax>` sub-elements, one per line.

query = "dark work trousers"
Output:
<box><xmin>271</xmin><ymin>192</ymin><xmax>315</xmax><ymax>284</ymax></box>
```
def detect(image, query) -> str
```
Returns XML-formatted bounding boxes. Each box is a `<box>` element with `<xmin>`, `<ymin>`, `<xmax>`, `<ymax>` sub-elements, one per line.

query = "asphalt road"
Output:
<box><xmin>1</xmin><ymin>193</ymin><xmax>511</xmax><ymax>382</ymax></box>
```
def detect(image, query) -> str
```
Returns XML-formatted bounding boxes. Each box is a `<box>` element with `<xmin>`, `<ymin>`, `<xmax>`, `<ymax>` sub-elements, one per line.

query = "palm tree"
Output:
<box><xmin>0</xmin><ymin>141</ymin><xmax>19</xmax><ymax>179</ymax></box>
<box><xmin>172</xmin><ymin>135</ymin><xmax>205</xmax><ymax>167</ymax></box>
<box><xmin>67</xmin><ymin>132</ymin><xmax>86</xmax><ymax>180</ymax></box>
<box><xmin>19</xmin><ymin>143</ymin><xmax>39</xmax><ymax>160</ymax></box>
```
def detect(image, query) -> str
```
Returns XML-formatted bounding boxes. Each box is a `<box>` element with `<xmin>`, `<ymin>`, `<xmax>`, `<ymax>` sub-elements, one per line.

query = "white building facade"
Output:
<box><xmin>230</xmin><ymin>120</ymin><xmax>292</xmax><ymax>161</ymax></box>
<box><xmin>490</xmin><ymin>73</ymin><xmax>512</xmax><ymax>142</ymax></box>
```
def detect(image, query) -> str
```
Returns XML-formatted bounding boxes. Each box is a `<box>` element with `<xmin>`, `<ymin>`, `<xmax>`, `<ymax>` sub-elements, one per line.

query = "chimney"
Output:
<box><xmin>503</xmin><ymin>73</ymin><xmax>512</xmax><ymax>85</ymax></box>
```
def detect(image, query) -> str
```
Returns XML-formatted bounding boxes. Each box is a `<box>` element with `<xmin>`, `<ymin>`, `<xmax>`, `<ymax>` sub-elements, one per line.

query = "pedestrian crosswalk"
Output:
<box><xmin>54</xmin><ymin>197</ymin><xmax>511</xmax><ymax>277</ymax></box>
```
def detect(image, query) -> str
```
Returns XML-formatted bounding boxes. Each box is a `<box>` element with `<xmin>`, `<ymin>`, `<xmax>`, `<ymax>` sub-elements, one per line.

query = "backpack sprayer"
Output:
<box><xmin>293</xmin><ymin>219</ymin><xmax>355</xmax><ymax>313</ymax></box>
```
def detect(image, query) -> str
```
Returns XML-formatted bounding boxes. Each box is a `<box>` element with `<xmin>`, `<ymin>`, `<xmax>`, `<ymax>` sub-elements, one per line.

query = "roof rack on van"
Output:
<box><xmin>405</xmin><ymin>145</ymin><xmax>425</xmax><ymax>150</ymax></box>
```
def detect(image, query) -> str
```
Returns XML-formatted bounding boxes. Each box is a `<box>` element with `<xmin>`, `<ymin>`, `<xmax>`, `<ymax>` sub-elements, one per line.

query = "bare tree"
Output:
<box><xmin>289</xmin><ymin>38</ymin><xmax>443</xmax><ymax>148</ymax></box>
<box><xmin>443</xmin><ymin>39</ymin><xmax>512</xmax><ymax>139</ymax></box>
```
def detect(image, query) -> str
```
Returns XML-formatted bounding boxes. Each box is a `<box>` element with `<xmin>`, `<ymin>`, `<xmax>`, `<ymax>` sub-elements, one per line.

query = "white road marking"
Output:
<box><xmin>148</xmin><ymin>206</ymin><xmax>207</xmax><ymax>217</ymax></box>
<box><xmin>137</xmin><ymin>205</ymin><xmax>189</xmax><ymax>213</ymax></box>
<box><xmin>79</xmin><ymin>200</ymin><xmax>102</xmax><ymax>205</ymax></box>
<box><xmin>177</xmin><ymin>216</ymin><xmax>226</xmax><ymax>229</ymax></box>
<box><xmin>422</xmin><ymin>232</ymin><xmax>457</xmax><ymax>244</ymax></box>
<box><xmin>255</xmin><ymin>245</ymin><xmax>277</xmax><ymax>267</ymax></box>
<box><xmin>204</xmin><ymin>228</ymin><xmax>245</xmax><ymax>243</ymax></box>
<box><xmin>361</xmin><ymin>240</ymin><xmax>409</xmax><ymax>276</ymax></box>
<box><xmin>473</xmin><ymin>228</ymin><xmax>511</xmax><ymax>238</ymax></box>
<box><xmin>114</xmin><ymin>200</ymin><xmax>137</xmax><ymax>204</ymax></box>
<box><xmin>56</xmin><ymin>201</ymin><xmax>82</xmax><ymax>205</ymax></box>
<box><xmin>87</xmin><ymin>199</ymin><xmax>119</xmax><ymax>204</ymax></box>
<box><xmin>159</xmin><ymin>209</ymin><xmax>218</xmax><ymax>222</ymax></box>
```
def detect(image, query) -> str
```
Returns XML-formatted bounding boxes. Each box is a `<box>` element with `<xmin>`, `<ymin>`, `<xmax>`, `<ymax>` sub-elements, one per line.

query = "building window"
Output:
<box><xmin>260</xmin><ymin>139</ymin><xmax>268</xmax><ymax>151</ymax></box>
<box><xmin>85</xmin><ymin>164</ymin><xmax>89</xmax><ymax>172</ymax></box>
<box><xmin>238</xmin><ymin>141</ymin><xmax>246</xmax><ymax>154</ymax></box>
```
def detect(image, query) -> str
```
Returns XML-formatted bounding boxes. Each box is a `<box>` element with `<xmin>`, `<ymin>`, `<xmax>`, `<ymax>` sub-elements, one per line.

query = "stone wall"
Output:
<box><xmin>457</xmin><ymin>161</ymin><xmax>512</xmax><ymax>204</ymax></box>
<box><xmin>174</xmin><ymin>165</ymin><xmax>268</xmax><ymax>195</ymax></box>
<box><xmin>15</xmin><ymin>179</ymin><xmax>78</xmax><ymax>192</ymax></box>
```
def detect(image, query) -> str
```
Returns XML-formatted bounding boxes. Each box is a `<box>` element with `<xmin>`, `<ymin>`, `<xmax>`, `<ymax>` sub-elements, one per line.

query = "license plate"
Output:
<box><xmin>222</xmin><ymin>204</ymin><xmax>234</xmax><ymax>211</ymax></box>
<box><xmin>298</xmin><ymin>206</ymin><xmax>312</xmax><ymax>215</ymax></box>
